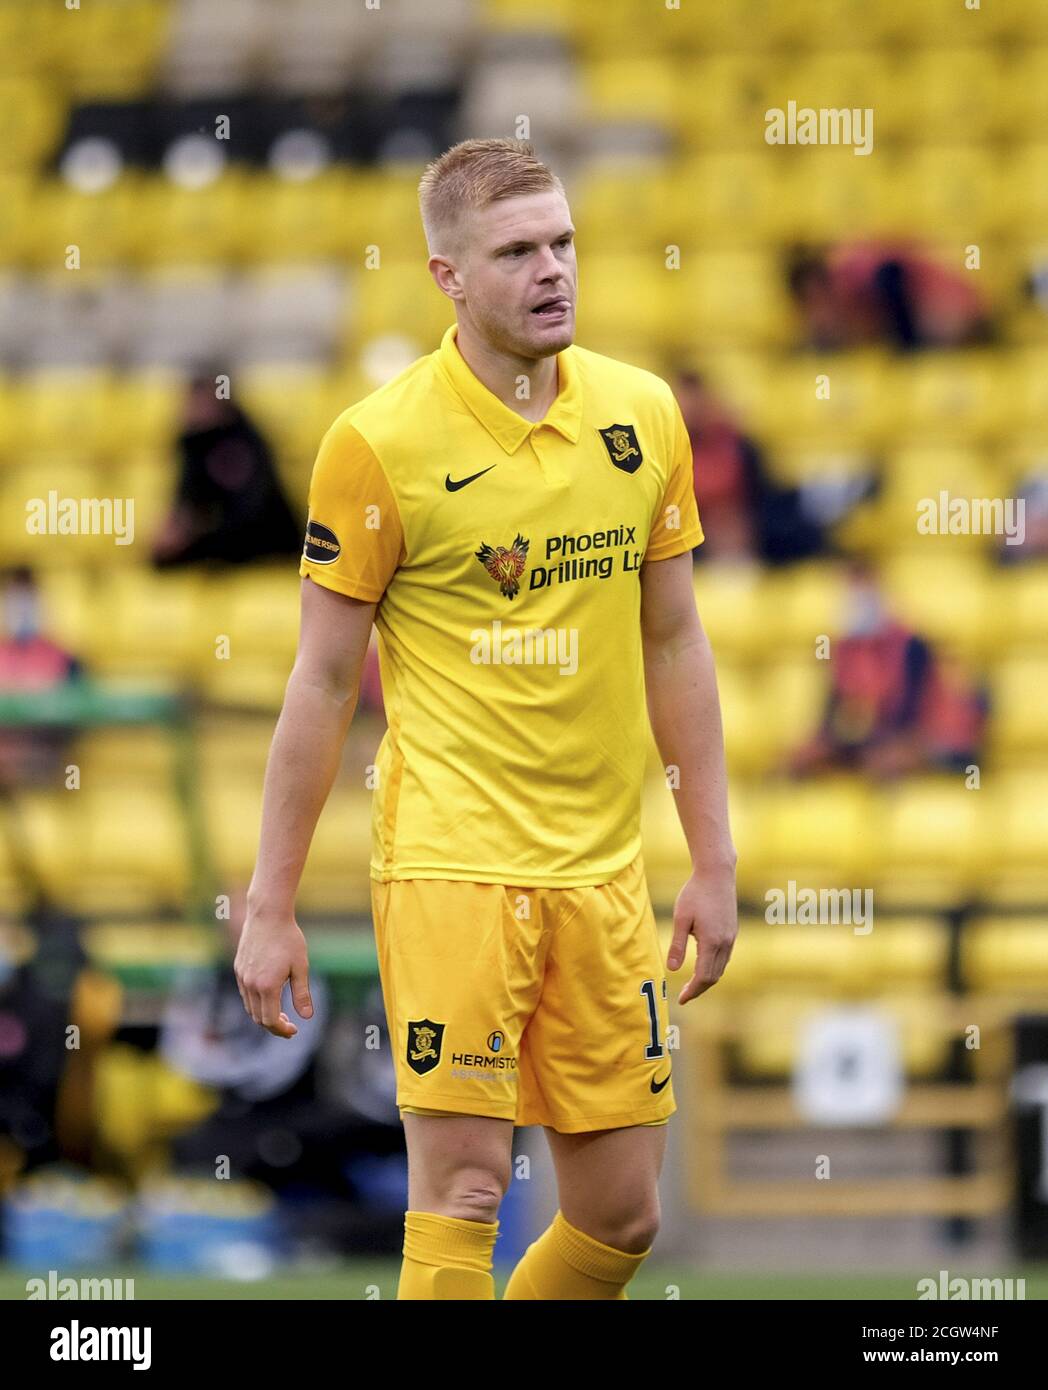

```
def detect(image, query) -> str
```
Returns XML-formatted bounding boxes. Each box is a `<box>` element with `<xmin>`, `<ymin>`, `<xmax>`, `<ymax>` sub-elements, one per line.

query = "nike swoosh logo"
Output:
<box><xmin>445</xmin><ymin>465</ymin><xmax>496</xmax><ymax>492</ymax></box>
<box><xmin>650</xmin><ymin>1071</ymin><xmax>671</xmax><ymax>1094</ymax></box>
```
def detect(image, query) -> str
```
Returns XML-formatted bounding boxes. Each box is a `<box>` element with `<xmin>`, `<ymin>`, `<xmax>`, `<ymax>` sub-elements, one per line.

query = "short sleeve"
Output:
<box><xmin>644</xmin><ymin>395</ymin><xmax>704</xmax><ymax>562</ymax></box>
<box><xmin>299</xmin><ymin>418</ymin><xmax>405</xmax><ymax>602</ymax></box>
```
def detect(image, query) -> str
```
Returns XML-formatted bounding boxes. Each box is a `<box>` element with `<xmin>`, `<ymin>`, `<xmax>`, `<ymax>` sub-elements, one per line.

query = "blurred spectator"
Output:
<box><xmin>152</xmin><ymin>374</ymin><xmax>301</xmax><ymax>568</ymax></box>
<box><xmin>160</xmin><ymin>890</ymin><xmax>401</xmax><ymax>1221</ymax></box>
<box><xmin>787</xmin><ymin>241</ymin><xmax>991</xmax><ymax>352</ymax></box>
<box><xmin>0</xmin><ymin>912</ymin><xmax>120</xmax><ymax>1193</ymax></box>
<box><xmin>789</xmin><ymin>561</ymin><xmax>987</xmax><ymax>779</ymax></box>
<box><xmin>675</xmin><ymin>371</ymin><xmax>827</xmax><ymax>565</ymax></box>
<box><xmin>0</xmin><ymin>567</ymin><xmax>82</xmax><ymax>786</ymax></box>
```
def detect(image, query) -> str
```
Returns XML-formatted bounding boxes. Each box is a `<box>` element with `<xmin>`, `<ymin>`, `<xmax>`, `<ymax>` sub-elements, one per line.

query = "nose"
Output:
<box><xmin>533</xmin><ymin>244</ymin><xmax>563</xmax><ymax>282</ymax></box>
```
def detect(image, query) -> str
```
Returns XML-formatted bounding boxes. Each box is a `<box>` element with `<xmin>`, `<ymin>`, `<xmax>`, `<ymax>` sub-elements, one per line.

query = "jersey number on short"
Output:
<box><xmin>640</xmin><ymin>977</ymin><xmax>668</xmax><ymax>1059</ymax></box>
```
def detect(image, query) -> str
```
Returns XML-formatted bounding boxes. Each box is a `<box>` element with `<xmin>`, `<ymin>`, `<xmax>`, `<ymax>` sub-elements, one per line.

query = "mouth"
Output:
<box><xmin>530</xmin><ymin>296</ymin><xmax>572</xmax><ymax>319</ymax></box>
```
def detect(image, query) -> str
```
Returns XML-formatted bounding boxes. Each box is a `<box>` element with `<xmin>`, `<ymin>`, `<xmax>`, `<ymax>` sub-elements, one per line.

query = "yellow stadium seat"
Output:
<box><xmin>71</xmin><ymin>783</ymin><xmax>189</xmax><ymax>913</ymax></box>
<box><xmin>993</xmin><ymin>564</ymin><xmax>1048</xmax><ymax>647</ymax></box>
<box><xmin>2</xmin><ymin>791</ymin><xmax>80</xmax><ymax>909</ymax></box>
<box><xmin>33</xmin><ymin>567</ymin><xmax>96</xmax><ymax>661</ymax></box>
<box><xmin>678</xmin><ymin>251</ymin><xmax>792</xmax><ymax>348</ymax></box>
<box><xmin>298</xmin><ymin>784</ymin><xmax>375</xmax><ymax>913</ymax></box>
<box><xmin>641</xmin><ymin>774</ymin><xmax>757</xmax><ymax>909</ymax></box>
<box><xmin>12</xmin><ymin>368</ymin><xmax>118</xmax><ymax>459</ymax></box>
<box><xmin>779</xmin><ymin>50</ymin><xmax>899</xmax><ymax>140</ymax></box>
<box><xmin>691</xmin><ymin>563</ymin><xmax>769</xmax><ymax>662</ymax></box>
<box><xmin>93</xmin><ymin>569</ymin><xmax>205</xmax><ymax>679</ymax></box>
<box><xmin>895</xmin><ymin>49</ymin><xmax>1009</xmax><ymax>140</ymax></box>
<box><xmin>888</xmin><ymin>147</ymin><xmax>1010</xmax><ymax>240</ymax></box>
<box><xmin>988</xmin><ymin>653</ymin><xmax>1048</xmax><ymax>761</ymax></box>
<box><xmin>671</xmin><ymin>155</ymin><xmax>782</xmax><ymax>247</ymax></box>
<box><xmin>775</xmin><ymin>154</ymin><xmax>899</xmax><ymax>243</ymax></box>
<box><xmin>75</xmin><ymin>727</ymin><xmax>178</xmax><ymax>784</ymax></box>
<box><xmin>106</xmin><ymin>371</ymin><xmax>182</xmax><ymax>456</ymax></box>
<box><xmin>715</xmin><ymin>917</ymin><xmax>948</xmax><ymax>997</ymax></box>
<box><xmin>134</xmin><ymin>174</ymin><xmax>252</xmax><ymax>267</ymax></box>
<box><xmin>763</xmin><ymin>562</ymin><xmax>849</xmax><ymax>651</ymax></box>
<box><xmin>881</xmin><ymin>554</ymin><xmax>995</xmax><ymax>661</ymax></box>
<box><xmin>876</xmin><ymin>776</ymin><xmax>984</xmax><ymax>908</ymax></box>
<box><xmin>752</xmin><ymin>355</ymin><xmax>887</xmax><ymax>449</ymax></box>
<box><xmin>962</xmin><ymin>916</ymin><xmax>1048</xmax><ymax>993</ymax></box>
<box><xmin>878</xmin><ymin>446</ymin><xmax>1003</xmax><ymax>559</ymax></box>
<box><xmin>895</xmin><ymin>355</ymin><xmax>1008</xmax><ymax>445</ymax></box>
<box><xmin>572</xmin><ymin>163</ymin><xmax>676</xmax><ymax>255</ymax></box>
<box><xmin>0</xmin><ymin>462</ymin><xmax>119</xmax><ymax>569</ymax></box>
<box><xmin>350</xmin><ymin>259</ymin><xmax>453</xmax><ymax>353</ymax></box>
<box><xmin>716</xmin><ymin>665</ymin><xmax>770</xmax><ymax>776</ymax></box>
<box><xmin>758</xmin><ymin>659</ymin><xmax>827</xmax><ymax>764</ymax></box>
<box><xmin>582</xmin><ymin>56</ymin><xmax>684</xmax><ymax>131</ymax></box>
<box><xmin>575</xmin><ymin>254</ymin><xmax>677</xmax><ymax>351</ymax></box>
<box><xmin>0</xmin><ymin>76</ymin><xmax>66</xmax><ymax>173</ymax></box>
<box><xmin>23</xmin><ymin>182</ymin><xmax>145</xmax><ymax>272</ymax></box>
<box><xmin>55</xmin><ymin>0</ymin><xmax>171</xmax><ymax>100</ymax></box>
<box><xmin>236</xmin><ymin>171</ymin><xmax>358</xmax><ymax>265</ymax></box>
<box><xmin>751</xmin><ymin>777</ymin><xmax>879</xmax><ymax>887</ymax></box>
<box><xmin>981</xmin><ymin>773</ymin><xmax>1048</xmax><ymax>905</ymax></box>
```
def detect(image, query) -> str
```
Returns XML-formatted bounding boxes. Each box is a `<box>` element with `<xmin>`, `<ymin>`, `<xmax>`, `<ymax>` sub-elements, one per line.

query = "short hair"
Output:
<box><xmin>418</xmin><ymin>138</ymin><xmax>564</xmax><ymax>254</ymax></box>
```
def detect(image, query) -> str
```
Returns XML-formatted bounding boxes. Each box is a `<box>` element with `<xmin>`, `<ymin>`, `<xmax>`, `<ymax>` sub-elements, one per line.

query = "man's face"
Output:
<box><xmin>434</xmin><ymin>190</ymin><xmax>577</xmax><ymax>359</ymax></box>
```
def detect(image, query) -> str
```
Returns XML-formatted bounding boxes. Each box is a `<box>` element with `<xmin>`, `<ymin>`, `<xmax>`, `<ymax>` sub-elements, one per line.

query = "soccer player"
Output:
<box><xmin>235</xmin><ymin>139</ymin><xmax>738</xmax><ymax>1300</ymax></box>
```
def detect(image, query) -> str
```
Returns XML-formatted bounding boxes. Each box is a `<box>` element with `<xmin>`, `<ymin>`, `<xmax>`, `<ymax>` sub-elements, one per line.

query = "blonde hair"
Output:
<box><xmin>418</xmin><ymin>138</ymin><xmax>564</xmax><ymax>254</ymax></box>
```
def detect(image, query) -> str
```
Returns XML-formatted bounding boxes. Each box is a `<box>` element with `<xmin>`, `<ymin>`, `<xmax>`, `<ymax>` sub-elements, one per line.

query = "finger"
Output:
<box><xmin>246</xmin><ymin>987</ymin><xmax>265</xmax><ymax>1026</ymax></box>
<box><xmin>266</xmin><ymin>1011</ymin><xmax>298</xmax><ymax>1039</ymax></box>
<box><xmin>667</xmin><ymin>907</ymin><xmax>692</xmax><ymax>973</ymax></box>
<box><xmin>289</xmin><ymin>960</ymin><xmax>314</xmax><ymax>1019</ymax></box>
<box><xmin>260</xmin><ymin>985</ymin><xmax>286</xmax><ymax>1031</ymax></box>
<box><xmin>679</xmin><ymin>940</ymin><xmax>731</xmax><ymax>1004</ymax></box>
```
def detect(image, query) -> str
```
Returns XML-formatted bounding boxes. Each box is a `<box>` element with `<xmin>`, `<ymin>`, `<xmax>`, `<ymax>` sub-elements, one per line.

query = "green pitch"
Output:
<box><xmin>3</xmin><ymin>1263</ymin><xmax>1047</xmax><ymax>1300</ymax></box>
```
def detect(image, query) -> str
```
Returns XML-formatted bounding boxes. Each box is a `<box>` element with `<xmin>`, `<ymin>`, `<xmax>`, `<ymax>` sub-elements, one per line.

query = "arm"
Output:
<box><xmin>640</xmin><ymin>550</ymin><xmax>738</xmax><ymax>1004</ymax></box>
<box><xmin>235</xmin><ymin>575</ymin><xmax>377</xmax><ymax>1037</ymax></box>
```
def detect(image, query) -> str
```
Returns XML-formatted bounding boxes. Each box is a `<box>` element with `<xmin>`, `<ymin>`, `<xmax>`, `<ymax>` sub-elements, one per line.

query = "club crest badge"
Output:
<box><xmin>406</xmin><ymin>1018</ymin><xmax>445</xmax><ymax>1076</ymax></box>
<box><xmin>598</xmin><ymin>423</ymin><xmax>643</xmax><ymax>474</ymax></box>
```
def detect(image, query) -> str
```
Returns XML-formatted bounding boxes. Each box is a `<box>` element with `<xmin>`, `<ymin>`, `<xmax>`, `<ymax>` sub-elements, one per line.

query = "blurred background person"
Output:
<box><xmin>0</xmin><ymin>567</ymin><xmax>82</xmax><ymax>787</ymax></box>
<box><xmin>152</xmin><ymin>374</ymin><xmax>301</xmax><ymax>568</ymax></box>
<box><xmin>788</xmin><ymin>560</ymin><xmax>987</xmax><ymax>778</ymax></box>
<box><xmin>787</xmin><ymin>240</ymin><xmax>992</xmax><ymax>352</ymax></box>
<box><xmin>675</xmin><ymin>370</ymin><xmax>827</xmax><ymax>566</ymax></box>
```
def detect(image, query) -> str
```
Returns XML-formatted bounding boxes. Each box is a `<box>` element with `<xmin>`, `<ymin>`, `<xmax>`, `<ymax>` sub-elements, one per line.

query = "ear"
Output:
<box><xmin>428</xmin><ymin>253</ymin><xmax>464</xmax><ymax>303</ymax></box>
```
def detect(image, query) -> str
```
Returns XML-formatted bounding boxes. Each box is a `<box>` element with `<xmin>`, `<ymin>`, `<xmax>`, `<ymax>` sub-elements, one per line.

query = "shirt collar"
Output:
<box><xmin>435</xmin><ymin>322</ymin><xmax>582</xmax><ymax>454</ymax></box>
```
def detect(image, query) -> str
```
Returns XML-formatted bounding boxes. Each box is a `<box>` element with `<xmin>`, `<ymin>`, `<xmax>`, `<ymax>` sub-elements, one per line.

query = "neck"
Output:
<box><xmin>453</xmin><ymin>318</ymin><xmax>560</xmax><ymax>422</ymax></box>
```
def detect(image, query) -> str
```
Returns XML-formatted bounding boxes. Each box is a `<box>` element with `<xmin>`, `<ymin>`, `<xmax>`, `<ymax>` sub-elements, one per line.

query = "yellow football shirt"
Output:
<box><xmin>300</xmin><ymin>322</ymin><xmax>703</xmax><ymax>886</ymax></box>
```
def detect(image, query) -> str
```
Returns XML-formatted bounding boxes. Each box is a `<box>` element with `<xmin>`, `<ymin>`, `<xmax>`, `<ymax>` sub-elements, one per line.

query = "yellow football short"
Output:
<box><xmin>369</xmin><ymin>851</ymin><xmax>675</xmax><ymax>1134</ymax></box>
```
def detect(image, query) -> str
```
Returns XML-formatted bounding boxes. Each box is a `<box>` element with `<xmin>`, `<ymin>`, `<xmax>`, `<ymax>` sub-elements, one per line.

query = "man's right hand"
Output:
<box><xmin>234</xmin><ymin>909</ymin><xmax>313</xmax><ymax>1038</ymax></box>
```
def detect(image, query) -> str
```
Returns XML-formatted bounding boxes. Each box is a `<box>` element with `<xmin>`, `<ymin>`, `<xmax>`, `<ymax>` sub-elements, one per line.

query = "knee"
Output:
<box><xmin>576</xmin><ymin>1199</ymin><xmax>660</xmax><ymax>1255</ymax></box>
<box><xmin>439</xmin><ymin>1166</ymin><xmax>509</xmax><ymax>1224</ymax></box>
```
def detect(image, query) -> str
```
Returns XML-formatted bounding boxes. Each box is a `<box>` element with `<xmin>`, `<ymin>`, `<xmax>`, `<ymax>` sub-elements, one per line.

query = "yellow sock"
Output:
<box><xmin>502</xmin><ymin>1209</ymin><xmax>650</xmax><ymax>1300</ymax></box>
<box><xmin>397</xmin><ymin>1210</ymin><xmax>499</xmax><ymax>1300</ymax></box>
